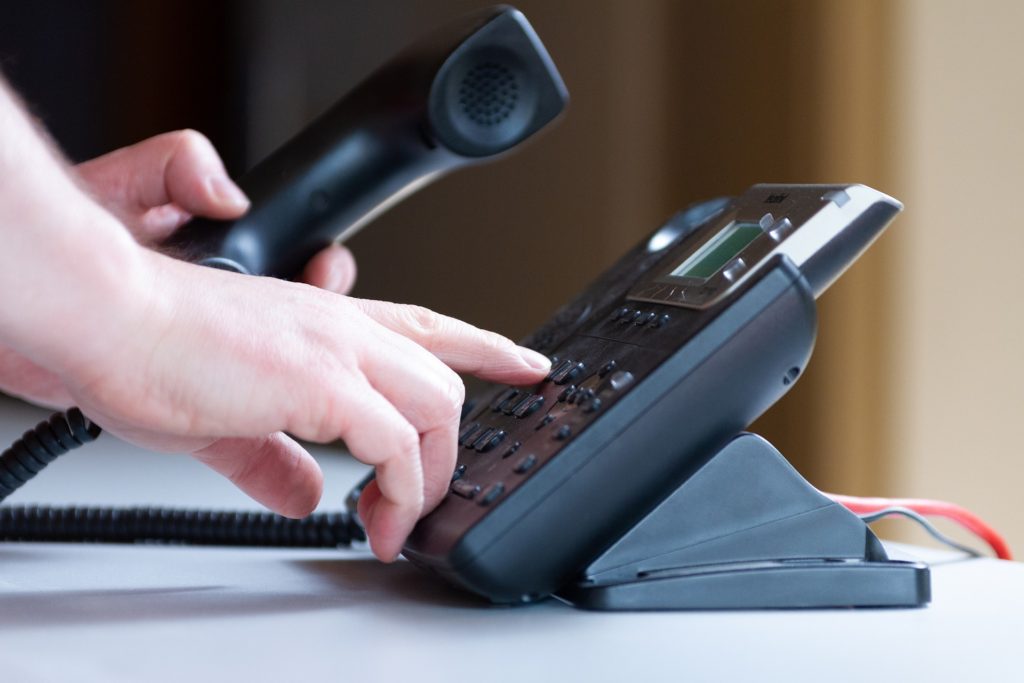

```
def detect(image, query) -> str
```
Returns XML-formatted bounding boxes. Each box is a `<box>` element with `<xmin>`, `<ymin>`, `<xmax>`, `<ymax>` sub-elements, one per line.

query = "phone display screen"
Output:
<box><xmin>670</xmin><ymin>222</ymin><xmax>762</xmax><ymax>280</ymax></box>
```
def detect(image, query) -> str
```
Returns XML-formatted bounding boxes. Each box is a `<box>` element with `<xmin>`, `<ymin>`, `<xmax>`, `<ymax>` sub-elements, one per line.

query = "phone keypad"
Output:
<box><xmin>441</xmin><ymin>322</ymin><xmax>672</xmax><ymax>533</ymax></box>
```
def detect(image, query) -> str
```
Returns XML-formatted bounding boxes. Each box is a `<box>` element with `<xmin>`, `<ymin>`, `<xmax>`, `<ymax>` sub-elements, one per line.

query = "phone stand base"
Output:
<box><xmin>557</xmin><ymin>433</ymin><xmax>931</xmax><ymax>610</ymax></box>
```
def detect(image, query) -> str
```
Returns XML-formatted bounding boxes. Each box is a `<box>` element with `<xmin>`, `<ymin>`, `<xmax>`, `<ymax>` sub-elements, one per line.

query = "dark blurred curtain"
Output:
<box><xmin>0</xmin><ymin>0</ymin><xmax>245</xmax><ymax>169</ymax></box>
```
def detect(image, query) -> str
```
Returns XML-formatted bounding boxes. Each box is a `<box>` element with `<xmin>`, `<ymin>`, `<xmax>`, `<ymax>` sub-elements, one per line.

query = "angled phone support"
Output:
<box><xmin>558</xmin><ymin>434</ymin><xmax>930</xmax><ymax>610</ymax></box>
<box><xmin>348</xmin><ymin>430</ymin><xmax>931</xmax><ymax>611</ymax></box>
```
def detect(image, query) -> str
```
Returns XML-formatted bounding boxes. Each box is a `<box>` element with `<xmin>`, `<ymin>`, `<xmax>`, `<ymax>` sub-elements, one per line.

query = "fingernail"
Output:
<box><xmin>325</xmin><ymin>256</ymin><xmax>346</xmax><ymax>292</ymax></box>
<box><xmin>208</xmin><ymin>176</ymin><xmax>250</xmax><ymax>211</ymax></box>
<box><xmin>517</xmin><ymin>346</ymin><xmax>551</xmax><ymax>371</ymax></box>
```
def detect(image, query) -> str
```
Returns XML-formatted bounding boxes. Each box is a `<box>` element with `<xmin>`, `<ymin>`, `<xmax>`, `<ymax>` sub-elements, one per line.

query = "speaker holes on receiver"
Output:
<box><xmin>459</xmin><ymin>61</ymin><xmax>518</xmax><ymax>126</ymax></box>
<box><xmin>783</xmin><ymin>367</ymin><xmax>801</xmax><ymax>385</ymax></box>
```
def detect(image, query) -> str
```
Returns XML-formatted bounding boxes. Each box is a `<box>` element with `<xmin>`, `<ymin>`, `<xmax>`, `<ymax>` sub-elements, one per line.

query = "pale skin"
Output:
<box><xmin>0</xmin><ymin>79</ymin><xmax>550</xmax><ymax>561</ymax></box>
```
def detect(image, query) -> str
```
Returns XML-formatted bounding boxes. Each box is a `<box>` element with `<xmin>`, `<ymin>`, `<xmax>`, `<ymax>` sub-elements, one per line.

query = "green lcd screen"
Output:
<box><xmin>670</xmin><ymin>222</ymin><xmax>763</xmax><ymax>280</ymax></box>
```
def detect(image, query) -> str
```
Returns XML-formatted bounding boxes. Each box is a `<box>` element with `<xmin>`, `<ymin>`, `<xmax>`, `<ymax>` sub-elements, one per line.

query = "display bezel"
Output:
<box><xmin>627</xmin><ymin>185</ymin><xmax>879</xmax><ymax>310</ymax></box>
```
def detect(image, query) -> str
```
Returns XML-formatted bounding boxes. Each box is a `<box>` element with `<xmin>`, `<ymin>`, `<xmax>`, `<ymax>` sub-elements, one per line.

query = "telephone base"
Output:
<box><xmin>557</xmin><ymin>433</ymin><xmax>931</xmax><ymax>610</ymax></box>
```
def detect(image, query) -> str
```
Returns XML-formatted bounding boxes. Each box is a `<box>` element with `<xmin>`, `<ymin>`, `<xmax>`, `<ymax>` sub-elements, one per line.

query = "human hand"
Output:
<box><xmin>61</xmin><ymin>250</ymin><xmax>548</xmax><ymax>560</ymax></box>
<box><xmin>1</xmin><ymin>126</ymin><xmax>549</xmax><ymax>562</ymax></box>
<box><xmin>0</xmin><ymin>130</ymin><xmax>357</xmax><ymax>404</ymax></box>
<box><xmin>0</xmin><ymin>92</ymin><xmax>550</xmax><ymax>561</ymax></box>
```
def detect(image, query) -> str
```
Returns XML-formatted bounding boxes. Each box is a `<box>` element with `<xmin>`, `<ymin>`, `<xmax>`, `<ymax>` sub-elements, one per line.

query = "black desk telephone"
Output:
<box><xmin>0</xmin><ymin>6</ymin><xmax>929</xmax><ymax>610</ymax></box>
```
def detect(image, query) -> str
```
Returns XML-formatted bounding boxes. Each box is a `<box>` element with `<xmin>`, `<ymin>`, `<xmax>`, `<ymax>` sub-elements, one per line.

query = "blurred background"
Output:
<box><xmin>0</xmin><ymin>0</ymin><xmax>1020</xmax><ymax>552</ymax></box>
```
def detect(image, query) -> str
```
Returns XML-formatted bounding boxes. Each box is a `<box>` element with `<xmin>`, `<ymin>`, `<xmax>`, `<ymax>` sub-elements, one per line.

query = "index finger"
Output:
<box><xmin>351</xmin><ymin>300</ymin><xmax>551</xmax><ymax>385</ymax></box>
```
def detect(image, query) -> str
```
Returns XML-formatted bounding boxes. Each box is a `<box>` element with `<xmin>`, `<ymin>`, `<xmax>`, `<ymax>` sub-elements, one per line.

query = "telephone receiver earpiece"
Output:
<box><xmin>164</xmin><ymin>5</ymin><xmax>568</xmax><ymax>279</ymax></box>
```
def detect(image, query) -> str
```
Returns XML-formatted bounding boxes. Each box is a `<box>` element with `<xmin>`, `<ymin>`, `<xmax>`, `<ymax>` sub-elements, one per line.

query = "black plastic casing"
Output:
<box><xmin>163</xmin><ymin>6</ymin><xmax>567</xmax><ymax>279</ymax></box>
<box><xmin>403</xmin><ymin>201</ymin><xmax>820</xmax><ymax>603</ymax></box>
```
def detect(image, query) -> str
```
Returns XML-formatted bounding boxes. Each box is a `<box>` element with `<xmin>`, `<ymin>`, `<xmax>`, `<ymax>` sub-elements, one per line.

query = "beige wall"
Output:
<box><xmin>888</xmin><ymin>0</ymin><xmax>1024</xmax><ymax>550</ymax></box>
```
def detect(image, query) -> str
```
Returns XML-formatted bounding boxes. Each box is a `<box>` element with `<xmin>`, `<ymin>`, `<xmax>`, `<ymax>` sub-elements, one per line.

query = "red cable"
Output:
<box><xmin>825</xmin><ymin>493</ymin><xmax>1013</xmax><ymax>561</ymax></box>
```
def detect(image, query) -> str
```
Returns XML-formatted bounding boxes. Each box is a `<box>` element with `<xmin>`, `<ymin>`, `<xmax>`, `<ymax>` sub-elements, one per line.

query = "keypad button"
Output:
<box><xmin>608</xmin><ymin>370</ymin><xmax>635</xmax><ymax>392</ymax></box>
<box><xmin>553</xmin><ymin>361</ymin><xmax>585</xmax><ymax>385</ymax></box>
<box><xmin>617</xmin><ymin>308</ymin><xmax>635</xmax><ymax>324</ymax></box>
<box><xmin>651</xmin><ymin>314</ymin><xmax>670</xmax><ymax>329</ymax></box>
<box><xmin>478</xmin><ymin>483</ymin><xmax>506</xmax><ymax>506</ymax></box>
<box><xmin>637</xmin><ymin>312</ymin><xmax>657</xmax><ymax>326</ymax></box>
<box><xmin>722</xmin><ymin>258</ymin><xmax>745</xmax><ymax>282</ymax></box>
<box><xmin>599</xmin><ymin>360</ymin><xmax>617</xmax><ymax>377</ymax></box>
<box><xmin>506</xmin><ymin>393</ymin><xmax>534</xmax><ymax>416</ymax></box>
<box><xmin>536</xmin><ymin>414</ymin><xmax>556</xmax><ymax>430</ymax></box>
<box><xmin>546</xmin><ymin>358</ymin><xmax>573</xmax><ymax>382</ymax></box>
<box><xmin>458</xmin><ymin>423</ymin><xmax>480</xmax><ymax>446</ymax></box>
<box><xmin>557</xmin><ymin>385</ymin><xmax>576</xmax><ymax>402</ymax></box>
<box><xmin>555</xmin><ymin>424</ymin><xmax>572</xmax><ymax>440</ymax></box>
<box><xmin>515</xmin><ymin>396</ymin><xmax>545</xmax><ymax>418</ymax></box>
<box><xmin>612</xmin><ymin>306</ymin><xmax>630</xmax><ymax>321</ymax></box>
<box><xmin>451</xmin><ymin>464</ymin><xmax>467</xmax><ymax>482</ymax></box>
<box><xmin>584</xmin><ymin>398</ymin><xmax>602</xmax><ymax>414</ymax></box>
<box><xmin>513</xmin><ymin>454</ymin><xmax>537</xmax><ymax>474</ymax></box>
<box><xmin>565</xmin><ymin>363</ymin><xmax>586</xmax><ymax>383</ymax></box>
<box><xmin>630</xmin><ymin>310</ymin><xmax>645</xmax><ymax>324</ymax></box>
<box><xmin>476</xmin><ymin>430</ymin><xmax>507</xmax><ymax>453</ymax></box>
<box><xmin>470</xmin><ymin>428</ymin><xmax>496</xmax><ymax>450</ymax></box>
<box><xmin>502</xmin><ymin>441</ymin><xmax>522</xmax><ymax>458</ymax></box>
<box><xmin>490</xmin><ymin>388</ymin><xmax>520</xmax><ymax>412</ymax></box>
<box><xmin>451</xmin><ymin>480</ymin><xmax>481</xmax><ymax>499</ymax></box>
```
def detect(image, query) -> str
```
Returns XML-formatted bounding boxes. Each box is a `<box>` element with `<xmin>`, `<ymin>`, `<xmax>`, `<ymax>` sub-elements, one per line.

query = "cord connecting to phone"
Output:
<box><xmin>0</xmin><ymin>408</ymin><xmax>362</xmax><ymax>548</ymax></box>
<box><xmin>0</xmin><ymin>406</ymin><xmax>1012</xmax><ymax>561</ymax></box>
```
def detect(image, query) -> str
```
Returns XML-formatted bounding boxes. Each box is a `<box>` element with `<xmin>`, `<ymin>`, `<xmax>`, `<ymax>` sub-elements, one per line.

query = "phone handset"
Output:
<box><xmin>163</xmin><ymin>6</ymin><xmax>567</xmax><ymax>278</ymax></box>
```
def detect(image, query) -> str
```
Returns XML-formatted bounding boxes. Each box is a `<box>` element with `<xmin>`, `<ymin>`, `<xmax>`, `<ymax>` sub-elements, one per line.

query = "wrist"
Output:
<box><xmin>0</xmin><ymin>201</ymin><xmax>153</xmax><ymax>383</ymax></box>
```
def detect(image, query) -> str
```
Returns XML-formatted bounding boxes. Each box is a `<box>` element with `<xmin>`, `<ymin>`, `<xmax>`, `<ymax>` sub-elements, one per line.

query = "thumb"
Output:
<box><xmin>76</xmin><ymin>129</ymin><xmax>250</xmax><ymax>244</ymax></box>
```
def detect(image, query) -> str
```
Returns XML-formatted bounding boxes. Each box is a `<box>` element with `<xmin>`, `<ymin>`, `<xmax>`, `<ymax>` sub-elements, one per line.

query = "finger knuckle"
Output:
<box><xmin>170</xmin><ymin>128</ymin><xmax>214</xmax><ymax>156</ymax></box>
<box><xmin>400</xmin><ymin>304</ymin><xmax>442</xmax><ymax>342</ymax></box>
<box><xmin>393</xmin><ymin>422</ymin><xmax>421</xmax><ymax>459</ymax></box>
<box><xmin>430</xmin><ymin>373</ymin><xmax>465</xmax><ymax>424</ymax></box>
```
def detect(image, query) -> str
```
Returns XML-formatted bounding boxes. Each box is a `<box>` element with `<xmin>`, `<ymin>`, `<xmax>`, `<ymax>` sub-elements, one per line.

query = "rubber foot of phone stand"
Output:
<box><xmin>557</xmin><ymin>433</ymin><xmax>931</xmax><ymax>610</ymax></box>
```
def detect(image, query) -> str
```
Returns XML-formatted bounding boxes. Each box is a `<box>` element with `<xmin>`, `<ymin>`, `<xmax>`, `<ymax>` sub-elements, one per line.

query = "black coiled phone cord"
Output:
<box><xmin>0</xmin><ymin>408</ymin><xmax>365</xmax><ymax>547</ymax></box>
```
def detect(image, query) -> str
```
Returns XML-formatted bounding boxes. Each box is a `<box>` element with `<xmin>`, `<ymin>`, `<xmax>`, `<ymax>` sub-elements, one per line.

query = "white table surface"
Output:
<box><xmin>0</xmin><ymin>397</ymin><xmax>1020</xmax><ymax>682</ymax></box>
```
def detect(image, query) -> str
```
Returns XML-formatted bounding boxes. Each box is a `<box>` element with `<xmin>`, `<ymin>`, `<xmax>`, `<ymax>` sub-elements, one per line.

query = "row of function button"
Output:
<box><xmin>490</xmin><ymin>389</ymin><xmax>545</xmax><ymax>418</ymax></box>
<box><xmin>611</xmin><ymin>306</ymin><xmax>670</xmax><ymax>329</ymax></box>
<box><xmin>544</xmin><ymin>357</ymin><xmax>618</xmax><ymax>386</ymax></box>
<box><xmin>450</xmin><ymin>479</ymin><xmax>506</xmax><ymax>506</ymax></box>
<box><xmin>449</xmin><ymin>446</ymin><xmax>536</xmax><ymax>507</ymax></box>
<box><xmin>547</xmin><ymin>358</ymin><xmax>586</xmax><ymax>385</ymax></box>
<box><xmin>458</xmin><ymin>423</ymin><xmax>508</xmax><ymax>453</ymax></box>
<box><xmin>558</xmin><ymin>384</ymin><xmax>602</xmax><ymax>413</ymax></box>
<box><xmin>450</xmin><ymin>355</ymin><xmax>638</xmax><ymax>507</ymax></box>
